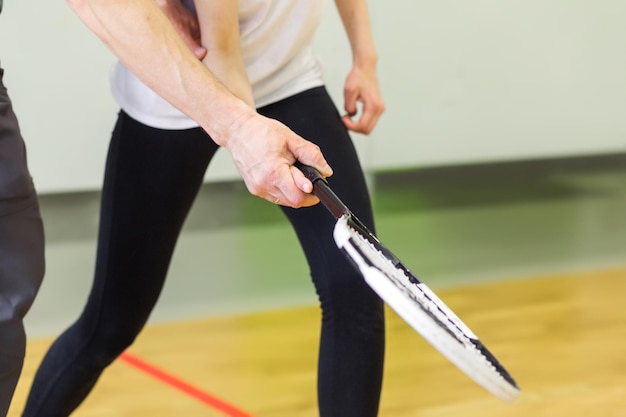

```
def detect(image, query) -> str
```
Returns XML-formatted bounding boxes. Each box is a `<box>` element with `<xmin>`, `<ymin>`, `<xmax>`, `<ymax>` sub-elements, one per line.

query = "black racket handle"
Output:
<box><xmin>295</xmin><ymin>162</ymin><xmax>350</xmax><ymax>219</ymax></box>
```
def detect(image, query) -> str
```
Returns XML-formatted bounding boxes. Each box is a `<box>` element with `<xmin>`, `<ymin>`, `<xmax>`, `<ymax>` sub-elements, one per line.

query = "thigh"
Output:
<box><xmin>258</xmin><ymin>86</ymin><xmax>375</xmax><ymax>227</ymax></box>
<box><xmin>0</xmin><ymin>66</ymin><xmax>43</xmax><ymax>308</ymax></box>
<box><xmin>0</xmin><ymin>201</ymin><xmax>44</xmax><ymax>316</ymax></box>
<box><xmin>258</xmin><ymin>86</ymin><xmax>376</xmax><ymax>288</ymax></box>
<box><xmin>0</xmin><ymin>200</ymin><xmax>44</xmax><ymax>416</ymax></box>
<box><xmin>0</xmin><ymin>66</ymin><xmax>36</xmax><ymax>214</ymax></box>
<box><xmin>83</xmin><ymin>112</ymin><xmax>220</xmax><ymax>332</ymax></box>
<box><xmin>0</xmin><ymin>65</ymin><xmax>44</xmax><ymax>352</ymax></box>
<box><xmin>260</xmin><ymin>89</ymin><xmax>385</xmax><ymax>417</ymax></box>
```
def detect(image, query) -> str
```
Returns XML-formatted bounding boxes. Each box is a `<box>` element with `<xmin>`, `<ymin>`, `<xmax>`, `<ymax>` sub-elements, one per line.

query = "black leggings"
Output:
<box><xmin>22</xmin><ymin>87</ymin><xmax>385</xmax><ymax>417</ymax></box>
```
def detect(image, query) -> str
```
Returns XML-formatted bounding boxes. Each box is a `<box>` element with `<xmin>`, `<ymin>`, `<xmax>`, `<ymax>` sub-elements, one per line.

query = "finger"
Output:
<box><xmin>344</xmin><ymin>87</ymin><xmax>358</xmax><ymax>117</ymax></box>
<box><xmin>289</xmin><ymin>139</ymin><xmax>333</xmax><ymax>179</ymax></box>
<box><xmin>193</xmin><ymin>46</ymin><xmax>208</xmax><ymax>60</ymax></box>
<box><xmin>354</xmin><ymin>105</ymin><xmax>376</xmax><ymax>134</ymax></box>
<box><xmin>271</xmin><ymin>165</ymin><xmax>319</xmax><ymax>208</ymax></box>
<box><xmin>273</xmin><ymin>192</ymin><xmax>319</xmax><ymax>208</ymax></box>
<box><xmin>175</xmin><ymin>24</ymin><xmax>206</xmax><ymax>59</ymax></box>
<box><xmin>184</xmin><ymin>37</ymin><xmax>207</xmax><ymax>59</ymax></box>
<box><xmin>190</xmin><ymin>27</ymin><xmax>207</xmax><ymax>59</ymax></box>
<box><xmin>341</xmin><ymin>114</ymin><xmax>358</xmax><ymax>132</ymax></box>
<box><xmin>342</xmin><ymin>110</ymin><xmax>372</xmax><ymax>134</ymax></box>
<box><xmin>290</xmin><ymin>165</ymin><xmax>314</xmax><ymax>194</ymax></box>
<box><xmin>344</xmin><ymin>97</ymin><xmax>384</xmax><ymax>134</ymax></box>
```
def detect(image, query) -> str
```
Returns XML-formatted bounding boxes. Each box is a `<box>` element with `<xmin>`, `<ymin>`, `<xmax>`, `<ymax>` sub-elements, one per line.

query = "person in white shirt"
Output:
<box><xmin>22</xmin><ymin>1</ymin><xmax>385</xmax><ymax>416</ymax></box>
<box><xmin>3</xmin><ymin>0</ymin><xmax>332</xmax><ymax>413</ymax></box>
<box><xmin>68</xmin><ymin>0</ymin><xmax>334</xmax><ymax>207</ymax></box>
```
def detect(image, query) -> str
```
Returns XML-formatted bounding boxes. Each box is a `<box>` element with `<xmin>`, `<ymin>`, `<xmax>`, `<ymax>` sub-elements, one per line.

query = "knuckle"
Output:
<box><xmin>311</xmin><ymin>144</ymin><xmax>322</xmax><ymax>155</ymax></box>
<box><xmin>246</xmin><ymin>178</ymin><xmax>266</xmax><ymax>197</ymax></box>
<box><xmin>290</xmin><ymin>196</ymin><xmax>305</xmax><ymax>209</ymax></box>
<box><xmin>248</xmin><ymin>184</ymin><xmax>262</xmax><ymax>196</ymax></box>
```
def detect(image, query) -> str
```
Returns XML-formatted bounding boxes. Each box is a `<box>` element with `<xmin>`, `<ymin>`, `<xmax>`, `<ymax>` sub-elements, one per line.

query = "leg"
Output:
<box><xmin>21</xmin><ymin>112</ymin><xmax>218</xmax><ymax>416</ymax></box>
<box><xmin>0</xmin><ymin>202</ymin><xmax>43</xmax><ymax>417</ymax></box>
<box><xmin>0</xmin><ymin>66</ymin><xmax>45</xmax><ymax>416</ymax></box>
<box><xmin>259</xmin><ymin>87</ymin><xmax>385</xmax><ymax>417</ymax></box>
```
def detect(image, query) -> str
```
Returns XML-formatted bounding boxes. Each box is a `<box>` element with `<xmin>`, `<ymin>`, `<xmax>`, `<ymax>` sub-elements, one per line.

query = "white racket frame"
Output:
<box><xmin>333</xmin><ymin>215</ymin><xmax>520</xmax><ymax>402</ymax></box>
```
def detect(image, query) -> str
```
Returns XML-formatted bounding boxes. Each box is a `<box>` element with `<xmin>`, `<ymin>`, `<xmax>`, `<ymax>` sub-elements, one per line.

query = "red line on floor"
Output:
<box><xmin>119</xmin><ymin>352</ymin><xmax>255</xmax><ymax>417</ymax></box>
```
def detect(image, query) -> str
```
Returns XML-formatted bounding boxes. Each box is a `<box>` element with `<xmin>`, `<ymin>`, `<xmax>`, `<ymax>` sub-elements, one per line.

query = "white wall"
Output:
<box><xmin>1</xmin><ymin>1</ymin><xmax>625</xmax><ymax>193</ymax></box>
<box><xmin>370</xmin><ymin>0</ymin><xmax>626</xmax><ymax>170</ymax></box>
<box><xmin>1</xmin><ymin>0</ymin><xmax>243</xmax><ymax>193</ymax></box>
<box><xmin>1</xmin><ymin>0</ymin><xmax>116</xmax><ymax>193</ymax></box>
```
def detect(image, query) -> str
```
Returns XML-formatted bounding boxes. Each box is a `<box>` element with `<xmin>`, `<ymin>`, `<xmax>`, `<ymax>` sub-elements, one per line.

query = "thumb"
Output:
<box><xmin>344</xmin><ymin>87</ymin><xmax>359</xmax><ymax>117</ymax></box>
<box><xmin>193</xmin><ymin>45</ymin><xmax>207</xmax><ymax>60</ymax></box>
<box><xmin>176</xmin><ymin>28</ymin><xmax>206</xmax><ymax>60</ymax></box>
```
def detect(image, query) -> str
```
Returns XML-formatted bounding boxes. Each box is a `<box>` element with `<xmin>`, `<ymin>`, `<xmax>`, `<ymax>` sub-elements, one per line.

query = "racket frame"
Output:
<box><xmin>297</xmin><ymin>163</ymin><xmax>520</xmax><ymax>401</ymax></box>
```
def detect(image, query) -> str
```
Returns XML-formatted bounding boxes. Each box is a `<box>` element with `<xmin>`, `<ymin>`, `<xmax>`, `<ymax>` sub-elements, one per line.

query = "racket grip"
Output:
<box><xmin>294</xmin><ymin>161</ymin><xmax>326</xmax><ymax>184</ymax></box>
<box><xmin>294</xmin><ymin>162</ymin><xmax>350</xmax><ymax>219</ymax></box>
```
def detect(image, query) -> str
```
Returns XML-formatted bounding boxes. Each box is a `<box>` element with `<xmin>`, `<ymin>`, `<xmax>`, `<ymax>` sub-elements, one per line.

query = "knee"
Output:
<box><xmin>1</xmin><ymin>255</ymin><xmax>45</xmax><ymax>321</ymax></box>
<box><xmin>317</xmin><ymin>271</ymin><xmax>385</xmax><ymax>332</ymax></box>
<box><xmin>80</xmin><ymin>319</ymin><xmax>143</xmax><ymax>366</ymax></box>
<box><xmin>57</xmin><ymin>312</ymin><xmax>144</xmax><ymax>370</ymax></box>
<box><xmin>0</xmin><ymin>202</ymin><xmax>45</xmax><ymax>318</ymax></box>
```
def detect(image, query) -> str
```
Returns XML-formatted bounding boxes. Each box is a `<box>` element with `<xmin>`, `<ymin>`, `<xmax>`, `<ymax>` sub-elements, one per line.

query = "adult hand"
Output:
<box><xmin>224</xmin><ymin>113</ymin><xmax>333</xmax><ymax>208</ymax></box>
<box><xmin>341</xmin><ymin>65</ymin><xmax>385</xmax><ymax>135</ymax></box>
<box><xmin>157</xmin><ymin>0</ymin><xmax>207</xmax><ymax>59</ymax></box>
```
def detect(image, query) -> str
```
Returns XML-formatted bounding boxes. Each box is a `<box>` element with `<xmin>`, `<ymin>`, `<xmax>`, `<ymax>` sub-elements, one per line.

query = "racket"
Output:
<box><xmin>296</xmin><ymin>163</ymin><xmax>520</xmax><ymax>402</ymax></box>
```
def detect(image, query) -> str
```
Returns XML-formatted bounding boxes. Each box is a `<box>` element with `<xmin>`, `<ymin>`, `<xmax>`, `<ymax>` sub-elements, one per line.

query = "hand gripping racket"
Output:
<box><xmin>297</xmin><ymin>163</ymin><xmax>520</xmax><ymax>402</ymax></box>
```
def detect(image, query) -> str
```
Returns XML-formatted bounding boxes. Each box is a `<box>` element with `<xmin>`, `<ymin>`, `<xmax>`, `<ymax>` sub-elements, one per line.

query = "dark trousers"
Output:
<box><xmin>0</xmin><ymin>65</ymin><xmax>45</xmax><ymax>416</ymax></box>
<box><xmin>23</xmin><ymin>87</ymin><xmax>385</xmax><ymax>417</ymax></box>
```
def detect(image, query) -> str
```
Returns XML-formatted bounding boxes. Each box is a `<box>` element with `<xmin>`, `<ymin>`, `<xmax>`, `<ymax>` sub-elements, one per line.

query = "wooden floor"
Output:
<box><xmin>9</xmin><ymin>267</ymin><xmax>626</xmax><ymax>417</ymax></box>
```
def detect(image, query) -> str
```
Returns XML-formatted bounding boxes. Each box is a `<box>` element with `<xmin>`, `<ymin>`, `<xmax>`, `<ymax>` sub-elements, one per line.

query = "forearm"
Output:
<box><xmin>333</xmin><ymin>0</ymin><xmax>384</xmax><ymax>134</ymax></box>
<box><xmin>194</xmin><ymin>0</ymin><xmax>254</xmax><ymax>107</ymax></box>
<box><xmin>334</xmin><ymin>0</ymin><xmax>378</xmax><ymax>68</ymax></box>
<box><xmin>66</xmin><ymin>0</ymin><xmax>254</xmax><ymax>147</ymax></box>
<box><xmin>67</xmin><ymin>0</ymin><xmax>333</xmax><ymax>207</ymax></box>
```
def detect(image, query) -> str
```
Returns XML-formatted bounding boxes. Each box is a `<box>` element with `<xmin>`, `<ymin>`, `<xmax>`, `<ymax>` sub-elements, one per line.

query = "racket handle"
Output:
<box><xmin>294</xmin><ymin>162</ymin><xmax>349</xmax><ymax>219</ymax></box>
<box><xmin>294</xmin><ymin>161</ymin><xmax>327</xmax><ymax>184</ymax></box>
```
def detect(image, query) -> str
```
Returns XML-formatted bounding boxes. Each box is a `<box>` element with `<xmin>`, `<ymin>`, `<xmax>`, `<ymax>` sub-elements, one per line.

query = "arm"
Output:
<box><xmin>193</xmin><ymin>0</ymin><xmax>254</xmax><ymax>107</ymax></box>
<box><xmin>334</xmin><ymin>0</ymin><xmax>385</xmax><ymax>134</ymax></box>
<box><xmin>66</xmin><ymin>0</ymin><xmax>332</xmax><ymax>207</ymax></box>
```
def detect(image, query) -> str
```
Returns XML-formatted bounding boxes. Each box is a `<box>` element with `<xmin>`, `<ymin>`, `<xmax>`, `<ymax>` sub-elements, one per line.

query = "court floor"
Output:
<box><xmin>9</xmin><ymin>268</ymin><xmax>626</xmax><ymax>416</ymax></box>
<box><xmin>10</xmin><ymin>154</ymin><xmax>626</xmax><ymax>416</ymax></box>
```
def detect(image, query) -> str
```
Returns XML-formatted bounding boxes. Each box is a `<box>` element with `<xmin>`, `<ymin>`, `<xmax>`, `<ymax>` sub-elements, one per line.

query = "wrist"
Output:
<box><xmin>352</xmin><ymin>47</ymin><xmax>378</xmax><ymax>69</ymax></box>
<box><xmin>207</xmin><ymin>97</ymin><xmax>257</xmax><ymax>149</ymax></box>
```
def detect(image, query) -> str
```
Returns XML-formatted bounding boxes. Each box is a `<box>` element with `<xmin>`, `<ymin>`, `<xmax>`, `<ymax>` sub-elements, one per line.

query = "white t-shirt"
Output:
<box><xmin>110</xmin><ymin>0</ymin><xmax>328</xmax><ymax>130</ymax></box>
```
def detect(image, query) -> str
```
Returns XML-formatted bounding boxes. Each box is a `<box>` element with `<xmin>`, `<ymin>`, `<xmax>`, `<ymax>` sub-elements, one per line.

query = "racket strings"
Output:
<box><xmin>344</xmin><ymin>221</ymin><xmax>515</xmax><ymax>384</ymax></box>
<box><xmin>332</xmin><ymin>215</ymin><xmax>520</xmax><ymax>400</ymax></box>
<box><xmin>345</xmin><ymin>224</ymin><xmax>473</xmax><ymax>343</ymax></box>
